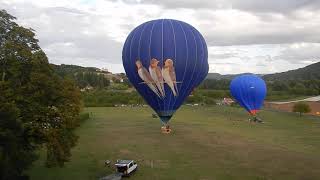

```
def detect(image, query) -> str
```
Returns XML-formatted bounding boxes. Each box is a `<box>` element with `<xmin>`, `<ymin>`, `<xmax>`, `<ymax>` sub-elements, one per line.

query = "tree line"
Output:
<box><xmin>199</xmin><ymin>79</ymin><xmax>320</xmax><ymax>97</ymax></box>
<box><xmin>80</xmin><ymin>77</ymin><xmax>320</xmax><ymax>107</ymax></box>
<box><xmin>81</xmin><ymin>89</ymin><xmax>229</xmax><ymax>107</ymax></box>
<box><xmin>53</xmin><ymin>64</ymin><xmax>111</xmax><ymax>89</ymax></box>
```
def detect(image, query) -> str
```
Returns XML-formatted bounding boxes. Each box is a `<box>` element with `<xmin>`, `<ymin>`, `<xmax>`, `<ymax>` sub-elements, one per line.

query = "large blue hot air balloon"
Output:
<box><xmin>122</xmin><ymin>19</ymin><xmax>208</xmax><ymax>125</ymax></box>
<box><xmin>230</xmin><ymin>74</ymin><xmax>267</xmax><ymax>115</ymax></box>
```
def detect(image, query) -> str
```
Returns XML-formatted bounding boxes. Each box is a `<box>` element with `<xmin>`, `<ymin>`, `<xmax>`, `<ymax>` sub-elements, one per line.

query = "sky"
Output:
<box><xmin>1</xmin><ymin>0</ymin><xmax>320</xmax><ymax>74</ymax></box>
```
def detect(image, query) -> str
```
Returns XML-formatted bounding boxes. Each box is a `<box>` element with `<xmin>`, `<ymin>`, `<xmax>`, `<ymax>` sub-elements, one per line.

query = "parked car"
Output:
<box><xmin>115</xmin><ymin>160</ymin><xmax>138</xmax><ymax>176</ymax></box>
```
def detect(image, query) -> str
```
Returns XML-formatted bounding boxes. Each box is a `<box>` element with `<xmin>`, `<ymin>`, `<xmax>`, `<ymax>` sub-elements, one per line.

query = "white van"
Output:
<box><xmin>115</xmin><ymin>160</ymin><xmax>138</xmax><ymax>176</ymax></box>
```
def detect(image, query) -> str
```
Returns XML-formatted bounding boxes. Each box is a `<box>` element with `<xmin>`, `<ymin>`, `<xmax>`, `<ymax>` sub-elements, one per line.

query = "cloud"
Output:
<box><xmin>209</xmin><ymin>52</ymin><xmax>238</xmax><ymax>59</ymax></box>
<box><xmin>136</xmin><ymin>0</ymin><xmax>320</xmax><ymax>13</ymax></box>
<box><xmin>1</xmin><ymin>0</ymin><xmax>320</xmax><ymax>74</ymax></box>
<box><xmin>1</xmin><ymin>1</ymin><xmax>124</xmax><ymax>69</ymax></box>
<box><xmin>196</xmin><ymin>9</ymin><xmax>320</xmax><ymax>46</ymax></box>
<box><xmin>275</xmin><ymin>43</ymin><xmax>320</xmax><ymax>64</ymax></box>
<box><xmin>207</xmin><ymin>44</ymin><xmax>319</xmax><ymax>74</ymax></box>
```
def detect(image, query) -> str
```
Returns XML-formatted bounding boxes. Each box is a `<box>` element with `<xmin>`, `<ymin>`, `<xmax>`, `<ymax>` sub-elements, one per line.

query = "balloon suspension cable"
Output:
<box><xmin>161</xmin><ymin>121</ymin><xmax>168</xmax><ymax>126</ymax></box>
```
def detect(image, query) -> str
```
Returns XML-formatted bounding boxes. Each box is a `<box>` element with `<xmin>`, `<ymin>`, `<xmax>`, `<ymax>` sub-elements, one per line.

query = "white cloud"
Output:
<box><xmin>1</xmin><ymin>0</ymin><xmax>320</xmax><ymax>74</ymax></box>
<box><xmin>207</xmin><ymin>45</ymin><xmax>310</xmax><ymax>74</ymax></box>
<box><xmin>275</xmin><ymin>43</ymin><xmax>320</xmax><ymax>64</ymax></box>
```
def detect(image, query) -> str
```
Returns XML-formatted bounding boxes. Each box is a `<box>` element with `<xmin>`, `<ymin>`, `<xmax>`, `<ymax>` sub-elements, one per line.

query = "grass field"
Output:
<box><xmin>28</xmin><ymin>106</ymin><xmax>320</xmax><ymax>180</ymax></box>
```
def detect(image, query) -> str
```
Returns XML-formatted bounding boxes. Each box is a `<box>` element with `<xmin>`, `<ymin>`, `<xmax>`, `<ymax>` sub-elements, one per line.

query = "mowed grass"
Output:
<box><xmin>28</xmin><ymin>106</ymin><xmax>320</xmax><ymax>180</ymax></box>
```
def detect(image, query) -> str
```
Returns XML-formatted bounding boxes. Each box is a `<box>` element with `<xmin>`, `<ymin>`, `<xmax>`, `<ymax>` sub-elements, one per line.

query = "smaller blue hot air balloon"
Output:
<box><xmin>230</xmin><ymin>74</ymin><xmax>267</xmax><ymax>116</ymax></box>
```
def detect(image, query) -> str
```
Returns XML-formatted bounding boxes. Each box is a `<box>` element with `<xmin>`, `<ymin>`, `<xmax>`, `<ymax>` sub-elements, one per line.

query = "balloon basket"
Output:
<box><xmin>161</xmin><ymin>125</ymin><xmax>172</xmax><ymax>134</ymax></box>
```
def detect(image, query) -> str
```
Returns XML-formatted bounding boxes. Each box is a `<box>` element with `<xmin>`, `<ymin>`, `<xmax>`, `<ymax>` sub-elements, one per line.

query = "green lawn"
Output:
<box><xmin>28</xmin><ymin>106</ymin><xmax>320</xmax><ymax>180</ymax></box>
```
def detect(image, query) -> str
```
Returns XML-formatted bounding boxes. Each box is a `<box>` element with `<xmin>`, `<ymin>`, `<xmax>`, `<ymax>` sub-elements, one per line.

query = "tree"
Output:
<box><xmin>0</xmin><ymin>9</ymin><xmax>81</xmax><ymax>179</ymax></box>
<box><xmin>292</xmin><ymin>102</ymin><xmax>311</xmax><ymax>116</ymax></box>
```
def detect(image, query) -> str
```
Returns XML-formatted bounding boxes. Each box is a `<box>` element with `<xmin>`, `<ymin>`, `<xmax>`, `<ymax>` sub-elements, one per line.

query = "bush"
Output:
<box><xmin>292</xmin><ymin>102</ymin><xmax>311</xmax><ymax>116</ymax></box>
<box><xmin>81</xmin><ymin>89</ymin><xmax>144</xmax><ymax>107</ymax></box>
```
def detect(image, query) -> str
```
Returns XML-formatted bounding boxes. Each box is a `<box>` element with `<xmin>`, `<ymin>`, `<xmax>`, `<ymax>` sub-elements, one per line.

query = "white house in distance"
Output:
<box><xmin>223</xmin><ymin>97</ymin><xmax>234</xmax><ymax>105</ymax></box>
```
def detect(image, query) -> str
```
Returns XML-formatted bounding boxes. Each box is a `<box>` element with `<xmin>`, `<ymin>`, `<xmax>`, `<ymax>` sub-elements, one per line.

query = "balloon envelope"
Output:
<box><xmin>230</xmin><ymin>74</ymin><xmax>267</xmax><ymax>115</ymax></box>
<box><xmin>122</xmin><ymin>19</ymin><xmax>208</xmax><ymax>124</ymax></box>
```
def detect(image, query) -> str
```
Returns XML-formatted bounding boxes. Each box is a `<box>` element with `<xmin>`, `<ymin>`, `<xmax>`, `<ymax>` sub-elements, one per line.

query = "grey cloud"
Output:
<box><xmin>204</xmin><ymin>26</ymin><xmax>320</xmax><ymax>46</ymax></box>
<box><xmin>254</xmin><ymin>55</ymin><xmax>274</xmax><ymax>62</ymax></box>
<box><xmin>256</xmin><ymin>63</ymin><xmax>267</xmax><ymax>67</ymax></box>
<box><xmin>275</xmin><ymin>43</ymin><xmax>320</xmax><ymax>63</ymax></box>
<box><xmin>256</xmin><ymin>60</ymin><xmax>268</xmax><ymax>67</ymax></box>
<box><xmin>191</xmin><ymin>7</ymin><xmax>320</xmax><ymax>46</ymax></box>
<box><xmin>265</xmin><ymin>55</ymin><xmax>274</xmax><ymax>62</ymax></box>
<box><xmin>239</xmin><ymin>56</ymin><xmax>252</xmax><ymax>61</ymax></box>
<box><xmin>2</xmin><ymin>0</ymin><xmax>320</xmax><ymax>74</ymax></box>
<box><xmin>43</xmin><ymin>35</ymin><xmax>122</xmax><ymax>63</ymax></box>
<box><xmin>2</xmin><ymin>3</ymin><xmax>123</xmax><ymax>65</ymax></box>
<box><xmin>3</xmin><ymin>0</ymin><xmax>320</xmax><ymax>47</ymax></box>
<box><xmin>212</xmin><ymin>62</ymin><xmax>239</xmax><ymax>65</ymax></box>
<box><xmin>209</xmin><ymin>52</ymin><xmax>238</xmax><ymax>59</ymax></box>
<box><xmin>46</xmin><ymin>7</ymin><xmax>88</xmax><ymax>15</ymax></box>
<box><xmin>228</xmin><ymin>0</ymin><xmax>320</xmax><ymax>13</ymax></box>
<box><xmin>134</xmin><ymin>0</ymin><xmax>320</xmax><ymax>13</ymax></box>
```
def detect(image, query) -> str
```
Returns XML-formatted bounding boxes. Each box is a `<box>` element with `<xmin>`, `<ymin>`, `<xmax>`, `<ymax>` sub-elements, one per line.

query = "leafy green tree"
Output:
<box><xmin>291</xmin><ymin>83</ymin><xmax>306</xmax><ymax>95</ymax></box>
<box><xmin>199</xmin><ymin>79</ymin><xmax>231</xmax><ymax>90</ymax></box>
<box><xmin>52</xmin><ymin>64</ymin><xmax>110</xmax><ymax>89</ymax></box>
<box><xmin>292</xmin><ymin>102</ymin><xmax>311</xmax><ymax>116</ymax></box>
<box><xmin>0</xmin><ymin>9</ymin><xmax>81</xmax><ymax>179</ymax></box>
<box><xmin>271</xmin><ymin>81</ymin><xmax>289</xmax><ymax>91</ymax></box>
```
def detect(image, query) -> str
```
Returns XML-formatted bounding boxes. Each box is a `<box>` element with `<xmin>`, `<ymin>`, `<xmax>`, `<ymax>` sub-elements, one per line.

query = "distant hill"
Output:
<box><xmin>263</xmin><ymin>62</ymin><xmax>320</xmax><ymax>81</ymax></box>
<box><xmin>206</xmin><ymin>73</ymin><xmax>231</xmax><ymax>80</ymax></box>
<box><xmin>51</xmin><ymin>64</ymin><xmax>126</xmax><ymax>89</ymax></box>
<box><xmin>52</xmin><ymin>61</ymin><xmax>320</xmax><ymax>89</ymax></box>
<box><xmin>51</xmin><ymin>64</ymin><xmax>102</xmax><ymax>76</ymax></box>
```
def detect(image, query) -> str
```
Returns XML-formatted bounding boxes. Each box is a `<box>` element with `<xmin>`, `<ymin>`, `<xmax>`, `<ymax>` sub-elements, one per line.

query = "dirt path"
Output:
<box><xmin>266</xmin><ymin>95</ymin><xmax>320</xmax><ymax>115</ymax></box>
<box><xmin>270</xmin><ymin>95</ymin><xmax>320</xmax><ymax>104</ymax></box>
